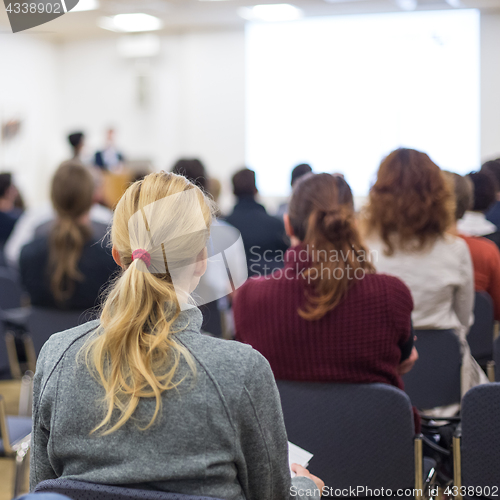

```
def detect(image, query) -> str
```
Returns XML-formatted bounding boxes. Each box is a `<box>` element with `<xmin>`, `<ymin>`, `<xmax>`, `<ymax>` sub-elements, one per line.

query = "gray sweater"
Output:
<box><xmin>30</xmin><ymin>307</ymin><xmax>320</xmax><ymax>499</ymax></box>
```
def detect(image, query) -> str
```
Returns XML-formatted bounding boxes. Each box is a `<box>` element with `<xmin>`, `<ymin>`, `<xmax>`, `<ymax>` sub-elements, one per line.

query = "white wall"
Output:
<box><xmin>0</xmin><ymin>34</ymin><xmax>65</xmax><ymax>206</ymax></box>
<box><xmin>59</xmin><ymin>30</ymin><xmax>246</xmax><ymax>211</ymax></box>
<box><xmin>480</xmin><ymin>11</ymin><xmax>500</xmax><ymax>162</ymax></box>
<box><xmin>1</xmin><ymin>13</ymin><xmax>500</xmax><ymax>210</ymax></box>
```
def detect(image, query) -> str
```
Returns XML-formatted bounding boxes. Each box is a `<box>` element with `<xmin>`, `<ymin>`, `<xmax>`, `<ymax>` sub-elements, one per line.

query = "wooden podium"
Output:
<box><xmin>101</xmin><ymin>171</ymin><xmax>133</xmax><ymax>209</ymax></box>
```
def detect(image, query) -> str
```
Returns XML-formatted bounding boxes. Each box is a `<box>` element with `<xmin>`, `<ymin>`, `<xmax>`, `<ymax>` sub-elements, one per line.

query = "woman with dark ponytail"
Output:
<box><xmin>20</xmin><ymin>161</ymin><xmax>117</xmax><ymax>309</ymax></box>
<box><xmin>234</xmin><ymin>173</ymin><xmax>418</xmax><ymax>410</ymax></box>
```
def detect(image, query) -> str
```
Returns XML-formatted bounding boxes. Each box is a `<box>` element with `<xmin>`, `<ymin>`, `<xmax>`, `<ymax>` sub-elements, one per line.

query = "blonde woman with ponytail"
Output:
<box><xmin>30</xmin><ymin>172</ymin><xmax>323</xmax><ymax>499</ymax></box>
<box><xmin>20</xmin><ymin>161</ymin><xmax>116</xmax><ymax>310</ymax></box>
<box><xmin>234</xmin><ymin>173</ymin><xmax>420</xmax><ymax>429</ymax></box>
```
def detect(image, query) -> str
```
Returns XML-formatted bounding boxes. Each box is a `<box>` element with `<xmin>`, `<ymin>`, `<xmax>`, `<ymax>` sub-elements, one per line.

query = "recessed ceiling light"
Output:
<box><xmin>71</xmin><ymin>0</ymin><xmax>99</xmax><ymax>11</ymax></box>
<box><xmin>238</xmin><ymin>4</ymin><xmax>303</xmax><ymax>22</ymax></box>
<box><xmin>98</xmin><ymin>13</ymin><xmax>164</xmax><ymax>33</ymax></box>
<box><xmin>395</xmin><ymin>0</ymin><xmax>417</xmax><ymax>10</ymax></box>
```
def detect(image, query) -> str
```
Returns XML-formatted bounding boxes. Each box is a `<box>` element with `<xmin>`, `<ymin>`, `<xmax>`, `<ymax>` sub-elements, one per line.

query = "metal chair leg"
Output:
<box><xmin>414</xmin><ymin>435</ymin><xmax>423</xmax><ymax>500</ymax></box>
<box><xmin>13</xmin><ymin>436</ymin><xmax>31</xmax><ymax>498</ymax></box>
<box><xmin>487</xmin><ymin>361</ymin><xmax>495</xmax><ymax>382</ymax></box>
<box><xmin>453</xmin><ymin>434</ymin><xmax>462</xmax><ymax>500</ymax></box>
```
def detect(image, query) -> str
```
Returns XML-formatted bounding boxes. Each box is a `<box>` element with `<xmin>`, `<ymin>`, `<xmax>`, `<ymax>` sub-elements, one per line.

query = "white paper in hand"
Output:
<box><xmin>288</xmin><ymin>441</ymin><xmax>313</xmax><ymax>477</ymax></box>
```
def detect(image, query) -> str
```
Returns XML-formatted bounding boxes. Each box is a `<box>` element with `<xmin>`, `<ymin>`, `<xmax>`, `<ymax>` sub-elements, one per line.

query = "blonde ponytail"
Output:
<box><xmin>84</xmin><ymin>172</ymin><xmax>213</xmax><ymax>435</ymax></box>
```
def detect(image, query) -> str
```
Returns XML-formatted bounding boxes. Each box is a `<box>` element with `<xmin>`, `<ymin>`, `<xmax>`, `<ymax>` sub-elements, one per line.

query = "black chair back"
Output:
<box><xmin>26</xmin><ymin>308</ymin><xmax>93</xmax><ymax>355</ymax></box>
<box><xmin>277</xmin><ymin>381</ymin><xmax>415</xmax><ymax>490</ymax></box>
<box><xmin>0</xmin><ymin>267</ymin><xmax>24</xmax><ymax>310</ymax></box>
<box><xmin>35</xmin><ymin>478</ymin><xmax>223</xmax><ymax>500</ymax></box>
<box><xmin>468</xmin><ymin>291</ymin><xmax>495</xmax><ymax>365</ymax></box>
<box><xmin>494</xmin><ymin>335</ymin><xmax>500</xmax><ymax>382</ymax></box>
<box><xmin>403</xmin><ymin>329</ymin><xmax>461</xmax><ymax>409</ymax></box>
<box><xmin>0</xmin><ymin>322</ymin><xmax>10</xmax><ymax>378</ymax></box>
<box><xmin>461</xmin><ymin>383</ymin><xmax>500</xmax><ymax>496</ymax></box>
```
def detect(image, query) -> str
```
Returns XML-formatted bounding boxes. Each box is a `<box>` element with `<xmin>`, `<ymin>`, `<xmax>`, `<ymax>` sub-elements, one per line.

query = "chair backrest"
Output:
<box><xmin>26</xmin><ymin>308</ymin><xmax>92</xmax><ymax>356</ymax></box>
<box><xmin>0</xmin><ymin>321</ymin><xmax>10</xmax><ymax>378</ymax></box>
<box><xmin>402</xmin><ymin>329</ymin><xmax>461</xmax><ymax>409</ymax></box>
<box><xmin>461</xmin><ymin>383</ymin><xmax>500</xmax><ymax>495</ymax></box>
<box><xmin>494</xmin><ymin>335</ymin><xmax>500</xmax><ymax>382</ymax></box>
<box><xmin>0</xmin><ymin>267</ymin><xmax>24</xmax><ymax>310</ymax></box>
<box><xmin>468</xmin><ymin>291</ymin><xmax>495</xmax><ymax>364</ymax></box>
<box><xmin>277</xmin><ymin>381</ymin><xmax>415</xmax><ymax>490</ymax></box>
<box><xmin>199</xmin><ymin>300</ymin><xmax>222</xmax><ymax>338</ymax></box>
<box><xmin>34</xmin><ymin>478</ymin><xmax>222</xmax><ymax>500</ymax></box>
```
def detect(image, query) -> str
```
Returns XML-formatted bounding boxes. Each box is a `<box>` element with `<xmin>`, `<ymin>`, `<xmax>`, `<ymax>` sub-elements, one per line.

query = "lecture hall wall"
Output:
<box><xmin>0</xmin><ymin>12</ymin><xmax>500</xmax><ymax>208</ymax></box>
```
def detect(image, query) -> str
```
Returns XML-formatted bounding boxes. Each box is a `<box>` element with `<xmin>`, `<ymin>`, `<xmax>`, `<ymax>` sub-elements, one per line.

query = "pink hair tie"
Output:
<box><xmin>131</xmin><ymin>249</ymin><xmax>151</xmax><ymax>268</ymax></box>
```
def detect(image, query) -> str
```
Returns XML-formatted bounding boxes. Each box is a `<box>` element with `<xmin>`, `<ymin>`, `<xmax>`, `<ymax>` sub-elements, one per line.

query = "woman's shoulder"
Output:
<box><xmin>36</xmin><ymin>319</ymin><xmax>100</xmax><ymax>375</ymax></box>
<box><xmin>181</xmin><ymin>331</ymin><xmax>270</xmax><ymax>376</ymax></box>
<box><xmin>359</xmin><ymin>273</ymin><xmax>412</xmax><ymax>302</ymax></box>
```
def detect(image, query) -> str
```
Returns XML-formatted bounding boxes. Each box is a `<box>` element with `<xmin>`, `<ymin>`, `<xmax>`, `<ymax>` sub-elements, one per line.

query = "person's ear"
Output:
<box><xmin>284</xmin><ymin>213</ymin><xmax>295</xmax><ymax>239</ymax></box>
<box><xmin>112</xmin><ymin>246</ymin><xmax>124</xmax><ymax>269</ymax></box>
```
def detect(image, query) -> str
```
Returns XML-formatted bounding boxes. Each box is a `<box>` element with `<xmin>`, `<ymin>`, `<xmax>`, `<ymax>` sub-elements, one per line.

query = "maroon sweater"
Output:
<box><xmin>234</xmin><ymin>246</ymin><xmax>413</xmax><ymax>392</ymax></box>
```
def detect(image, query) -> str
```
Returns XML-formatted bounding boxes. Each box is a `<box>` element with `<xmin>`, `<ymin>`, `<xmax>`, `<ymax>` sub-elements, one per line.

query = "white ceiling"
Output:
<box><xmin>1</xmin><ymin>0</ymin><xmax>500</xmax><ymax>40</ymax></box>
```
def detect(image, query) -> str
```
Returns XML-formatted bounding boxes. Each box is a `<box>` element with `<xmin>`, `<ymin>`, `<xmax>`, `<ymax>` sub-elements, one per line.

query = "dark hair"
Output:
<box><xmin>171</xmin><ymin>159</ymin><xmax>208</xmax><ymax>192</ymax></box>
<box><xmin>443</xmin><ymin>171</ymin><xmax>473</xmax><ymax>221</ymax></box>
<box><xmin>467</xmin><ymin>171</ymin><xmax>496</xmax><ymax>213</ymax></box>
<box><xmin>0</xmin><ymin>173</ymin><xmax>12</xmax><ymax>198</ymax></box>
<box><xmin>49</xmin><ymin>161</ymin><xmax>94</xmax><ymax>304</ymax></box>
<box><xmin>363</xmin><ymin>148</ymin><xmax>453</xmax><ymax>255</ymax></box>
<box><xmin>288</xmin><ymin>173</ymin><xmax>375</xmax><ymax>321</ymax></box>
<box><xmin>232</xmin><ymin>168</ymin><xmax>257</xmax><ymax>198</ymax></box>
<box><xmin>291</xmin><ymin>164</ymin><xmax>312</xmax><ymax>187</ymax></box>
<box><xmin>68</xmin><ymin>132</ymin><xmax>84</xmax><ymax>149</ymax></box>
<box><xmin>481</xmin><ymin>159</ymin><xmax>500</xmax><ymax>192</ymax></box>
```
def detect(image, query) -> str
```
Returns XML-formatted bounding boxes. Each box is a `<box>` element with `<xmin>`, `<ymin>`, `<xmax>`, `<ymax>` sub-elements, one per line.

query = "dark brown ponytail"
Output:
<box><xmin>288</xmin><ymin>173</ymin><xmax>375</xmax><ymax>321</ymax></box>
<box><xmin>48</xmin><ymin>162</ymin><xmax>94</xmax><ymax>304</ymax></box>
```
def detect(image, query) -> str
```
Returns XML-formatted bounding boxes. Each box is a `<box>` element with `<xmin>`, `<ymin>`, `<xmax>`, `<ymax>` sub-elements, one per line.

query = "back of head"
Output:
<box><xmin>171</xmin><ymin>158</ymin><xmax>208</xmax><ymax>192</ymax></box>
<box><xmin>68</xmin><ymin>132</ymin><xmax>84</xmax><ymax>151</ymax></box>
<box><xmin>468</xmin><ymin>171</ymin><xmax>496</xmax><ymax>213</ymax></box>
<box><xmin>364</xmin><ymin>148</ymin><xmax>453</xmax><ymax>255</ymax></box>
<box><xmin>443</xmin><ymin>171</ymin><xmax>473</xmax><ymax>221</ymax></box>
<box><xmin>49</xmin><ymin>162</ymin><xmax>94</xmax><ymax>304</ymax></box>
<box><xmin>232</xmin><ymin>168</ymin><xmax>257</xmax><ymax>198</ymax></box>
<box><xmin>481</xmin><ymin>159</ymin><xmax>500</xmax><ymax>193</ymax></box>
<box><xmin>86</xmin><ymin>172</ymin><xmax>214</xmax><ymax>435</ymax></box>
<box><xmin>291</xmin><ymin>163</ymin><xmax>312</xmax><ymax>187</ymax></box>
<box><xmin>288</xmin><ymin>173</ymin><xmax>374</xmax><ymax>321</ymax></box>
<box><xmin>0</xmin><ymin>173</ymin><xmax>12</xmax><ymax>199</ymax></box>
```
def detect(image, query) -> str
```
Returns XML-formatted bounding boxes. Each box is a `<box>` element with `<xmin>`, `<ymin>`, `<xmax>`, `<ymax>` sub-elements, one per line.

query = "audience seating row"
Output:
<box><xmin>24</xmin><ymin>382</ymin><xmax>500</xmax><ymax>500</ymax></box>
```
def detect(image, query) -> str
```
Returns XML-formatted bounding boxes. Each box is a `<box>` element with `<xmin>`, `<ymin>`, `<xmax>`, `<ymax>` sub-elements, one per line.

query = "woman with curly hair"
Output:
<box><xmin>363</xmin><ymin>148</ymin><xmax>488</xmax><ymax>415</ymax></box>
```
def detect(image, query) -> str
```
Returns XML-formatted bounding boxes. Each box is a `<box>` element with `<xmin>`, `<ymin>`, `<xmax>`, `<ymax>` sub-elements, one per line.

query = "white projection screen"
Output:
<box><xmin>246</xmin><ymin>10</ymin><xmax>480</xmax><ymax>197</ymax></box>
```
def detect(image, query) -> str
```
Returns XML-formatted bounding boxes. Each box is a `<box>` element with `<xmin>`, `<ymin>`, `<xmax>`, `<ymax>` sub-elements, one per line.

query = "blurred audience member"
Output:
<box><xmin>481</xmin><ymin>158</ymin><xmax>500</xmax><ymax>227</ymax></box>
<box><xmin>226</xmin><ymin>168</ymin><xmax>288</xmax><ymax>276</ymax></box>
<box><xmin>234</xmin><ymin>172</ymin><xmax>419</xmax><ymax>427</ymax></box>
<box><xmin>170</xmin><ymin>159</ymin><xmax>247</xmax><ymax>327</ymax></box>
<box><xmin>458</xmin><ymin>171</ymin><xmax>500</xmax><ymax>249</ymax></box>
<box><xmin>68</xmin><ymin>132</ymin><xmax>86</xmax><ymax>163</ymax></box>
<box><xmin>0</xmin><ymin>173</ymin><xmax>23</xmax><ymax>247</ymax></box>
<box><xmin>5</xmin><ymin>162</ymin><xmax>112</xmax><ymax>268</ymax></box>
<box><xmin>446</xmin><ymin>171</ymin><xmax>500</xmax><ymax>321</ymax></box>
<box><xmin>94</xmin><ymin>128</ymin><xmax>125</xmax><ymax>173</ymax></box>
<box><xmin>208</xmin><ymin>177</ymin><xmax>222</xmax><ymax>216</ymax></box>
<box><xmin>20</xmin><ymin>163</ymin><xmax>117</xmax><ymax>310</ymax></box>
<box><xmin>276</xmin><ymin>163</ymin><xmax>313</xmax><ymax>219</ymax></box>
<box><xmin>172</xmin><ymin>158</ymin><xmax>208</xmax><ymax>193</ymax></box>
<box><xmin>363</xmin><ymin>148</ymin><xmax>488</xmax><ymax>415</ymax></box>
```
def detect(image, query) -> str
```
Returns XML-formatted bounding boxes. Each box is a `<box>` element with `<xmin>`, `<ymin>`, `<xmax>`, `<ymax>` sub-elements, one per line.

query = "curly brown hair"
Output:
<box><xmin>363</xmin><ymin>148</ymin><xmax>453</xmax><ymax>255</ymax></box>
